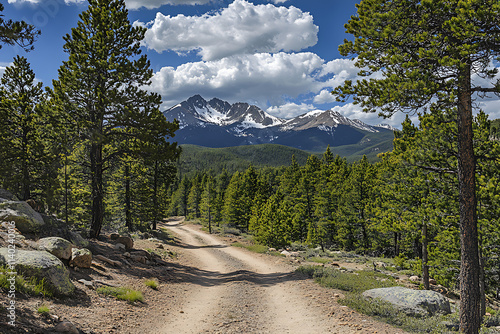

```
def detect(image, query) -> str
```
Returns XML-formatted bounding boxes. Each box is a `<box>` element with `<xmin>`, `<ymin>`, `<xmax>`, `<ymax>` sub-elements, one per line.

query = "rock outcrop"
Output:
<box><xmin>0</xmin><ymin>248</ymin><xmax>75</xmax><ymax>296</ymax></box>
<box><xmin>0</xmin><ymin>200</ymin><xmax>45</xmax><ymax>233</ymax></box>
<box><xmin>362</xmin><ymin>286</ymin><xmax>451</xmax><ymax>317</ymax></box>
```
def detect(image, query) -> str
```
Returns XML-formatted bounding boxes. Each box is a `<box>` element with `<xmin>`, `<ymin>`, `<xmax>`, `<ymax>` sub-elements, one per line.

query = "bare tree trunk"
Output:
<box><xmin>457</xmin><ymin>64</ymin><xmax>481</xmax><ymax>333</ymax></box>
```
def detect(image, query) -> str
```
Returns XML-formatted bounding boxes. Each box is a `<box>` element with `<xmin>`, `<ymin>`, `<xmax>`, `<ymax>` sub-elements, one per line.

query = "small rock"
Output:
<box><xmin>289</xmin><ymin>251</ymin><xmax>300</xmax><ymax>257</ymax></box>
<box><xmin>280</xmin><ymin>250</ymin><xmax>291</xmax><ymax>256</ymax></box>
<box><xmin>77</xmin><ymin>279</ymin><xmax>94</xmax><ymax>289</ymax></box>
<box><xmin>54</xmin><ymin>320</ymin><xmax>79</xmax><ymax>334</ymax></box>
<box><xmin>429</xmin><ymin>278</ymin><xmax>437</xmax><ymax>285</ymax></box>
<box><xmin>131</xmin><ymin>255</ymin><xmax>147</xmax><ymax>264</ymax></box>
<box><xmin>157</xmin><ymin>243</ymin><xmax>164</xmax><ymax>249</ymax></box>
<box><xmin>114</xmin><ymin>243</ymin><xmax>126</xmax><ymax>251</ymax></box>
<box><xmin>123</xmin><ymin>252</ymin><xmax>131</xmax><ymax>258</ymax></box>
<box><xmin>70</xmin><ymin>248</ymin><xmax>92</xmax><ymax>268</ymax></box>
<box><xmin>409</xmin><ymin>275</ymin><xmax>420</xmax><ymax>282</ymax></box>
<box><xmin>115</xmin><ymin>236</ymin><xmax>133</xmax><ymax>249</ymax></box>
<box><xmin>268</xmin><ymin>248</ymin><xmax>276</xmax><ymax>252</ymax></box>
<box><xmin>333</xmin><ymin>293</ymin><xmax>340</xmax><ymax>298</ymax></box>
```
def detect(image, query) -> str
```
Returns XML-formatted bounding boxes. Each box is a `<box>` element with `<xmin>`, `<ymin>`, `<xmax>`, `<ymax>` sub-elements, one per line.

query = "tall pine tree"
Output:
<box><xmin>53</xmin><ymin>0</ymin><xmax>178</xmax><ymax>238</ymax></box>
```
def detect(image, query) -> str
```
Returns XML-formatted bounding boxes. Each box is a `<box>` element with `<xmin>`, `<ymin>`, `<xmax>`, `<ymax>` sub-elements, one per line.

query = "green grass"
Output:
<box><xmin>232</xmin><ymin>242</ymin><xmax>268</xmax><ymax>253</ymax></box>
<box><xmin>96</xmin><ymin>286</ymin><xmax>144</xmax><ymax>304</ymax></box>
<box><xmin>308</xmin><ymin>257</ymin><xmax>331</xmax><ymax>264</ymax></box>
<box><xmin>0</xmin><ymin>266</ymin><xmax>53</xmax><ymax>297</ymax></box>
<box><xmin>144</xmin><ymin>279</ymin><xmax>159</xmax><ymax>290</ymax></box>
<box><xmin>37</xmin><ymin>305</ymin><xmax>50</xmax><ymax>316</ymax></box>
<box><xmin>296</xmin><ymin>265</ymin><xmax>458</xmax><ymax>333</ymax></box>
<box><xmin>296</xmin><ymin>265</ymin><xmax>397</xmax><ymax>293</ymax></box>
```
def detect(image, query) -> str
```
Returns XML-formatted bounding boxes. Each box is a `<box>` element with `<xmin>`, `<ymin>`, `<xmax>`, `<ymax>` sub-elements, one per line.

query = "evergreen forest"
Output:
<box><xmin>1</xmin><ymin>0</ymin><xmax>500</xmax><ymax>332</ymax></box>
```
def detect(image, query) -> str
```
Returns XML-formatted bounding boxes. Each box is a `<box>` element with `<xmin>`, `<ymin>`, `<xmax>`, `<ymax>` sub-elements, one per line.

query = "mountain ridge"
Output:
<box><xmin>163</xmin><ymin>95</ymin><xmax>395</xmax><ymax>152</ymax></box>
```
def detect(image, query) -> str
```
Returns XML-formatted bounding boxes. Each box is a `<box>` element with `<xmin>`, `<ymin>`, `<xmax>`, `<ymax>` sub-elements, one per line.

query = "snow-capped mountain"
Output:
<box><xmin>163</xmin><ymin>95</ymin><xmax>394</xmax><ymax>152</ymax></box>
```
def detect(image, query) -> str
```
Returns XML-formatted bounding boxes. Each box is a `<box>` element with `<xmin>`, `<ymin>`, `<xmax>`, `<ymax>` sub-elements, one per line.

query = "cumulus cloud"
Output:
<box><xmin>151</xmin><ymin>52</ymin><xmax>325</xmax><ymax>108</ymax></box>
<box><xmin>126</xmin><ymin>0</ymin><xmax>211</xmax><ymax>10</ymax></box>
<box><xmin>266</xmin><ymin>102</ymin><xmax>316</xmax><ymax>119</ymax></box>
<box><xmin>140</xmin><ymin>0</ymin><xmax>318</xmax><ymax>61</ymax></box>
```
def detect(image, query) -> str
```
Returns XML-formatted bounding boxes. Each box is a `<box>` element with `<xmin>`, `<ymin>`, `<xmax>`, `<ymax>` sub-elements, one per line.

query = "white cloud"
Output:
<box><xmin>266</xmin><ymin>102</ymin><xmax>316</xmax><ymax>119</ymax></box>
<box><xmin>151</xmin><ymin>52</ymin><xmax>325</xmax><ymax>108</ymax></box>
<box><xmin>7</xmin><ymin>0</ymin><xmax>85</xmax><ymax>4</ymax></box>
<box><xmin>126</xmin><ymin>0</ymin><xmax>211</xmax><ymax>10</ymax></box>
<box><xmin>314</xmin><ymin>89</ymin><xmax>336</xmax><ymax>104</ymax></box>
<box><xmin>140</xmin><ymin>0</ymin><xmax>318</xmax><ymax>61</ymax></box>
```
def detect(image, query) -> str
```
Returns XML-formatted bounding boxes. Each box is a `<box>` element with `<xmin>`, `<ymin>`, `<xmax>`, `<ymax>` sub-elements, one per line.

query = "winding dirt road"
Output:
<box><xmin>151</xmin><ymin>221</ymin><xmax>406</xmax><ymax>334</ymax></box>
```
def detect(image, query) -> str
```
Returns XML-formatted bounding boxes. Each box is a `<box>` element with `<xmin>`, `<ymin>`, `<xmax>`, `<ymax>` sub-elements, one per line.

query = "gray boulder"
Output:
<box><xmin>0</xmin><ymin>201</ymin><xmax>45</xmax><ymax>233</ymax></box>
<box><xmin>38</xmin><ymin>237</ymin><xmax>74</xmax><ymax>260</ymax></box>
<box><xmin>68</xmin><ymin>231</ymin><xmax>89</xmax><ymax>248</ymax></box>
<box><xmin>0</xmin><ymin>189</ymin><xmax>18</xmax><ymax>201</ymax></box>
<box><xmin>0</xmin><ymin>248</ymin><xmax>75</xmax><ymax>296</ymax></box>
<box><xmin>362</xmin><ymin>286</ymin><xmax>451</xmax><ymax>317</ymax></box>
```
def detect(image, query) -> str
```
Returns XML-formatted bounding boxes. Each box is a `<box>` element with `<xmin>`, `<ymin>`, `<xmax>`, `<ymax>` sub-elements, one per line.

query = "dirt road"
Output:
<box><xmin>151</xmin><ymin>221</ymin><xmax>406</xmax><ymax>334</ymax></box>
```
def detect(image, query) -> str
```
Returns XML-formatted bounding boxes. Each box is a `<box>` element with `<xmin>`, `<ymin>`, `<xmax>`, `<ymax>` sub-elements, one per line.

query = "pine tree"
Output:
<box><xmin>0</xmin><ymin>3</ymin><xmax>40</xmax><ymax>51</ymax></box>
<box><xmin>333</xmin><ymin>1</ymin><xmax>500</xmax><ymax>329</ymax></box>
<box><xmin>53</xmin><ymin>0</ymin><xmax>178</xmax><ymax>238</ymax></box>
<box><xmin>0</xmin><ymin>56</ymin><xmax>47</xmax><ymax>201</ymax></box>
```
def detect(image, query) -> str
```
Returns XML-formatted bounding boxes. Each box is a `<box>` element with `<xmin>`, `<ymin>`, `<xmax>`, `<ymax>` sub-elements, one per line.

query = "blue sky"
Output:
<box><xmin>2</xmin><ymin>0</ymin><xmax>499</xmax><ymax>128</ymax></box>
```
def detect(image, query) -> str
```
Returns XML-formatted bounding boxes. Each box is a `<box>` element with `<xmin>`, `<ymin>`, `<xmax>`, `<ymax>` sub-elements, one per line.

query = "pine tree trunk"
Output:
<box><xmin>21</xmin><ymin>129</ymin><xmax>30</xmax><ymax>201</ymax></box>
<box><xmin>152</xmin><ymin>161</ymin><xmax>158</xmax><ymax>230</ymax></box>
<box><xmin>457</xmin><ymin>64</ymin><xmax>481</xmax><ymax>333</ymax></box>
<box><xmin>125</xmin><ymin>163</ymin><xmax>132</xmax><ymax>232</ymax></box>
<box><xmin>422</xmin><ymin>222</ymin><xmax>429</xmax><ymax>290</ymax></box>
<box><xmin>90</xmin><ymin>143</ymin><xmax>104</xmax><ymax>239</ymax></box>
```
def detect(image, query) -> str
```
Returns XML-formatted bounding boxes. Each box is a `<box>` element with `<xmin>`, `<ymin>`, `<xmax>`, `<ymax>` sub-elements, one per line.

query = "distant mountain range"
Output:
<box><xmin>163</xmin><ymin>95</ymin><xmax>396</xmax><ymax>153</ymax></box>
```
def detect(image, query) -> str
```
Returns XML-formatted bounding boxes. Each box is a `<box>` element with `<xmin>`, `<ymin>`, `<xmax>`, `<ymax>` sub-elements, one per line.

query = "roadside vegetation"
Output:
<box><xmin>96</xmin><ymin>286</ymin><xmax>144</xmax><ymax>304</ymax></box>
<box><xmin>0</xmin><ymin>266</ymin><xmax>53</xmax><ymax>297</ymax></box>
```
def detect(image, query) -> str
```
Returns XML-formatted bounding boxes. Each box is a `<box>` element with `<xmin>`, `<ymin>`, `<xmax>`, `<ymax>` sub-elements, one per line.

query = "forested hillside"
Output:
<box><xmin>168</xmin><ymin>111</ymin><xmax>500</xmax><ymax>310</ymax></box>
<box><xmin>177</xmin><ymin>144</ymin><xmax>312</xmax><ymax>175</ymax></box>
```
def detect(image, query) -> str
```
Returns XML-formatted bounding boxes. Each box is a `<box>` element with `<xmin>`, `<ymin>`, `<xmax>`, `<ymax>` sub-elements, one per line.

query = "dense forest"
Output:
<box><xmin>168</xmin><ymin>111</ymin><xmax>500</xmax><ymax>302</ymax></box>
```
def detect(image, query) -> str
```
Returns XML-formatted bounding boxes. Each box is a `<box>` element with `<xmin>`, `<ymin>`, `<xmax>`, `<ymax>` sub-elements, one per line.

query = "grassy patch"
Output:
<box><xmin>96</xmin><ymin>286</ymin><xmax>144</xmax><ymax>304</ymax></box>
<box><xmin>297</xmin><ymin>265</ymin><xmax>459</xmax><ymax>333</ymax></box>
<box><xmin>340</xmin><ymin>294</ymin><xmax>452</xmax><ymax>333</ymax></box>
<box><xmin>144</xmin><ymin>279</ymin><xmax>159</xmax><ymax>290</ymax></box>
<box><xmin>308</xmin><ymin>257</ymin><xmax>330</xmax><ymax>264</ymax></box>
<box><xmin>0</xmin><ymin>266</ymin><xmax>53</xmax><ymax>297</ymax></box>
<box><xmin>296</xmin><ymin>265</ymin><xmax>397</xmax><ymax>293</ymax></box>
<box><xmin>37</xmin><ymin>305</ymin><xmax>50</xmax><ymax>316</ymax></box>
<box><xmin>232</xmin><ymin>242</ymin><xmax>268</xmax><ymax>253</ymax></box>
